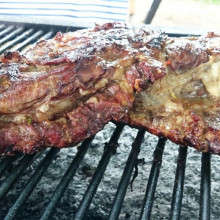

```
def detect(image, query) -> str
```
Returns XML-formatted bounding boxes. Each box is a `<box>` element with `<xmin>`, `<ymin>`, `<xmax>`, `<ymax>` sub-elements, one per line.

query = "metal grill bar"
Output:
<box><xmin>11</xmin><ymin>30</ymin><xmax>43</xmax><ymax>51</ymax></box>
<box><xmin>39</xmin><ymin>31</ymin><xmax>54</xmax><ymax>40</ymax></box>
<box><xmin>170</xmin><ymin>146</ymin><xmax>188</xmax><ymax>220</ymax></box>
<box><xmin>140</xmin><ymin>137</ymin><xmax>166</xmax><ymax>220</ymax></box>
<box><xmin>199</xmin><ymin>153</ymin><xmax>211</xmax><ymax>220</ymax></box>
<box><xmin>0</xmin><ymin>156</ymin><xmax>18</xmax><ymax>178</ymax></box>
<box><xmin>0</xmin><ymin>24</ymin><xmax>5</xmax><ymax>31</ymax></box>
<box><xmin>0</xmin><ymin>28</ymin><xmax>33</xmax><ymax>54</ymax></box>
<box><xmin>40</xmin><ymin>136</ymin><xmax>94</xmax><ymax>220</ymax></box>
<box><xmin>0</xmin><ymin>26</ymin><xmax>14</xmax><ymax>38</ymax></box>
<box><xmin>0</xmin><ymin>27</ymin><xmax>23</xmax><ymax>45</ymax></box>
<box><xmin>144</xmin><ymin>0</ymin><xmax>162</xmax><ymax>24</ymax></box>
<box><xmin>21</xmin><ymin>31</ymin><xmax>54</xmax><ymax>53</ymax></box>
<box><xmin>108</xmin><ymin>129</ymin><xmax>146</xmax><ymax>220</ymax></box>
<box><xmin>4</xmin><ymin>148</ymin><xmax>59</xmax><ymax>220</ymax></box>
<box><xmin>74</xmin><ymin>124</ymin><xmax>124</xmax><ymax>219</ymax></box>
<box><xmin>0</xmin><ymin>154</ymin><xmax>35</xmax><ymax>199</ymax></box>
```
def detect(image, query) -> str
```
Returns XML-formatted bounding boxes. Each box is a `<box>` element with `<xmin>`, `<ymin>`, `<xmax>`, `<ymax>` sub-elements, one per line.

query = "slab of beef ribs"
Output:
<box><xmin>0</xmin><ymin>23</ymin><xmax>220</xmax><ymax>155</ymax></box>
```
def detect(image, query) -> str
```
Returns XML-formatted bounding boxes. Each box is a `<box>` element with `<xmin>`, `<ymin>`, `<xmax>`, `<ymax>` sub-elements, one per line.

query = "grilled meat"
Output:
<box><xmin>123</xmin><ymin>32</ymin><xmax>220</xmax><ymax>155</ymax></box>
<box><xmin>0</xmin><ymin>23</ymin><xmax>166</xmax><ymax>154</ymax></box>
<box><xmin>0</xmin><ymin>23</ymin><xmax>220</xmax><ymax>155</ymax></box>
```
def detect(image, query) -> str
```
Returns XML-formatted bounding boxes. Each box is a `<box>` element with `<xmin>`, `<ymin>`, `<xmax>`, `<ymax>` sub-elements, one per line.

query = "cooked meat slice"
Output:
<box><xmin>124</xmin><ymin>33</ymin><xmax>220</xmax><ymax>155</ymax></box>
<box><xmin>0</xmin><ymin>83</ymin><xmax>133</xmax><ymax>153</ymax></box>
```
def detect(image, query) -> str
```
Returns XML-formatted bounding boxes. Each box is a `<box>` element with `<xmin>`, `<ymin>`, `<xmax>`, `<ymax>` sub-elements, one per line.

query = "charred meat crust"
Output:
<box><xmin>0</xmin><ymin>23</ymin><xmax>220</xmax><ymax>155</ymax></box>
<box><xmin>0</xmin><ymin>23</ymin><xmax>167</xmax><ymax>154</ymax></box>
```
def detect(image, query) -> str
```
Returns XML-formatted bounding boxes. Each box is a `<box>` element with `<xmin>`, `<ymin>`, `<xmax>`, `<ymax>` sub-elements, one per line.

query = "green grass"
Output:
<box><xmin>197</xmin><ymin>0</ymin><xmax>220</xmax><ymax>4</ymax></box>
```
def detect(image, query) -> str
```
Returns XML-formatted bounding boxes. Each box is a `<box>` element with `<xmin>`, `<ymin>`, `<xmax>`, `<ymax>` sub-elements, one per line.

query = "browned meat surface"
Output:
<box><xmin>124</xmin><ymin>33</ymin><xmax>220</xmax><ymax>155</ymax></box>
<box><xmin>0</xmin><ymin>23</ymin><xmax>166</xmax><ymax>154</ymax></box>
<box><xmin>0</xmin><ymin>23</ymin><xmax>220</xmax><ymax>155</ymax></box>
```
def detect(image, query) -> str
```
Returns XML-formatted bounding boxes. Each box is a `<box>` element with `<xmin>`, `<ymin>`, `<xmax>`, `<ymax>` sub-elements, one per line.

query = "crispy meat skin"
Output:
<box><xmin>0</xmin><ymin>23</ymin><xmax>220</xmax><ymax>155</ymax></box>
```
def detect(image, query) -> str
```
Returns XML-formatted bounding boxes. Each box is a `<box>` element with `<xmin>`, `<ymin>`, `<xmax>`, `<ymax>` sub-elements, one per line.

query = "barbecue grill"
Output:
<box><xmin>0</xmin><ymin>21</ymin><xmax>217</xmax><ymax>220</ymax></box>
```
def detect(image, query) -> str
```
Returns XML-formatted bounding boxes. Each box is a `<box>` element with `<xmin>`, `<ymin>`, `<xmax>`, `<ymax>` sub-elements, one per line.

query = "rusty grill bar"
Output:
<box><xmin>0</xmin><ymin>22</ymin><xmax>212</xmax><ymax>220</ymax></box>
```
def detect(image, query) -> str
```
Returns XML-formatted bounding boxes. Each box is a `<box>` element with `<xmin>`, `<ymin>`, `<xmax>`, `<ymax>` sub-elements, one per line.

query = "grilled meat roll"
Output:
<box><xmin>0</xmin><ymin>23</ymin><xmax>220</xmax><ymax>155</ymax></box>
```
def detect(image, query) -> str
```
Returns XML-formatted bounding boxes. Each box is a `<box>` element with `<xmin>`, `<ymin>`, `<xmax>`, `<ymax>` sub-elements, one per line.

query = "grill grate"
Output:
<box><xmin>140</xmin><ymin>137</ymin><xmax>166</xmax><ymax>220</ymax></box>
<box><xmin>107</xmin><ymin>128</ymin><xmax>145</xmax><ymax>220</ymax></box>
<box><xmin>41</xmin><ymin>137</ymin><xmax>94</xmax><ymax>220</ymax></box>
<box><xmin>0</xmin><ymin>22</ymin><xmax>213</xmax><ymax>220</ymax></box>
<box><xmin>169</xmin><ymin>146</ymin><xmax>188</xmax><ymax>220</ymax></box>
<box><xmin>199</xmin><ymin>153</ymin><xmax>211</xmax><ymax>220</ymax></box>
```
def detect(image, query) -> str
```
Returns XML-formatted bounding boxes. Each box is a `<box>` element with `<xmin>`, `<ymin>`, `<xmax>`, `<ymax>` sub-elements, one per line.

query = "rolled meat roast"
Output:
<box><xmin>0</xmin><ymin>23</ymin><xmax>220</xmax><ymax>155</ymax></box>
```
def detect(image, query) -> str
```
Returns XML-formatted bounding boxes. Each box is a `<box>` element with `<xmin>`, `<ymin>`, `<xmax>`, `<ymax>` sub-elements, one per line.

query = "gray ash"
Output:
<box><xmin>0</xmin><ymin>122</ymin><xmax>220</xmax><ymax>219</ymax></box>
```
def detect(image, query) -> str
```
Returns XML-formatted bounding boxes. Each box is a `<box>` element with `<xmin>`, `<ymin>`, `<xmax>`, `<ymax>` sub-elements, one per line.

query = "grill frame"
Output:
<box><xmin>0</xmin><ymin>21</ymin><xmax>212</xmax><ymax>220</ymax></box>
